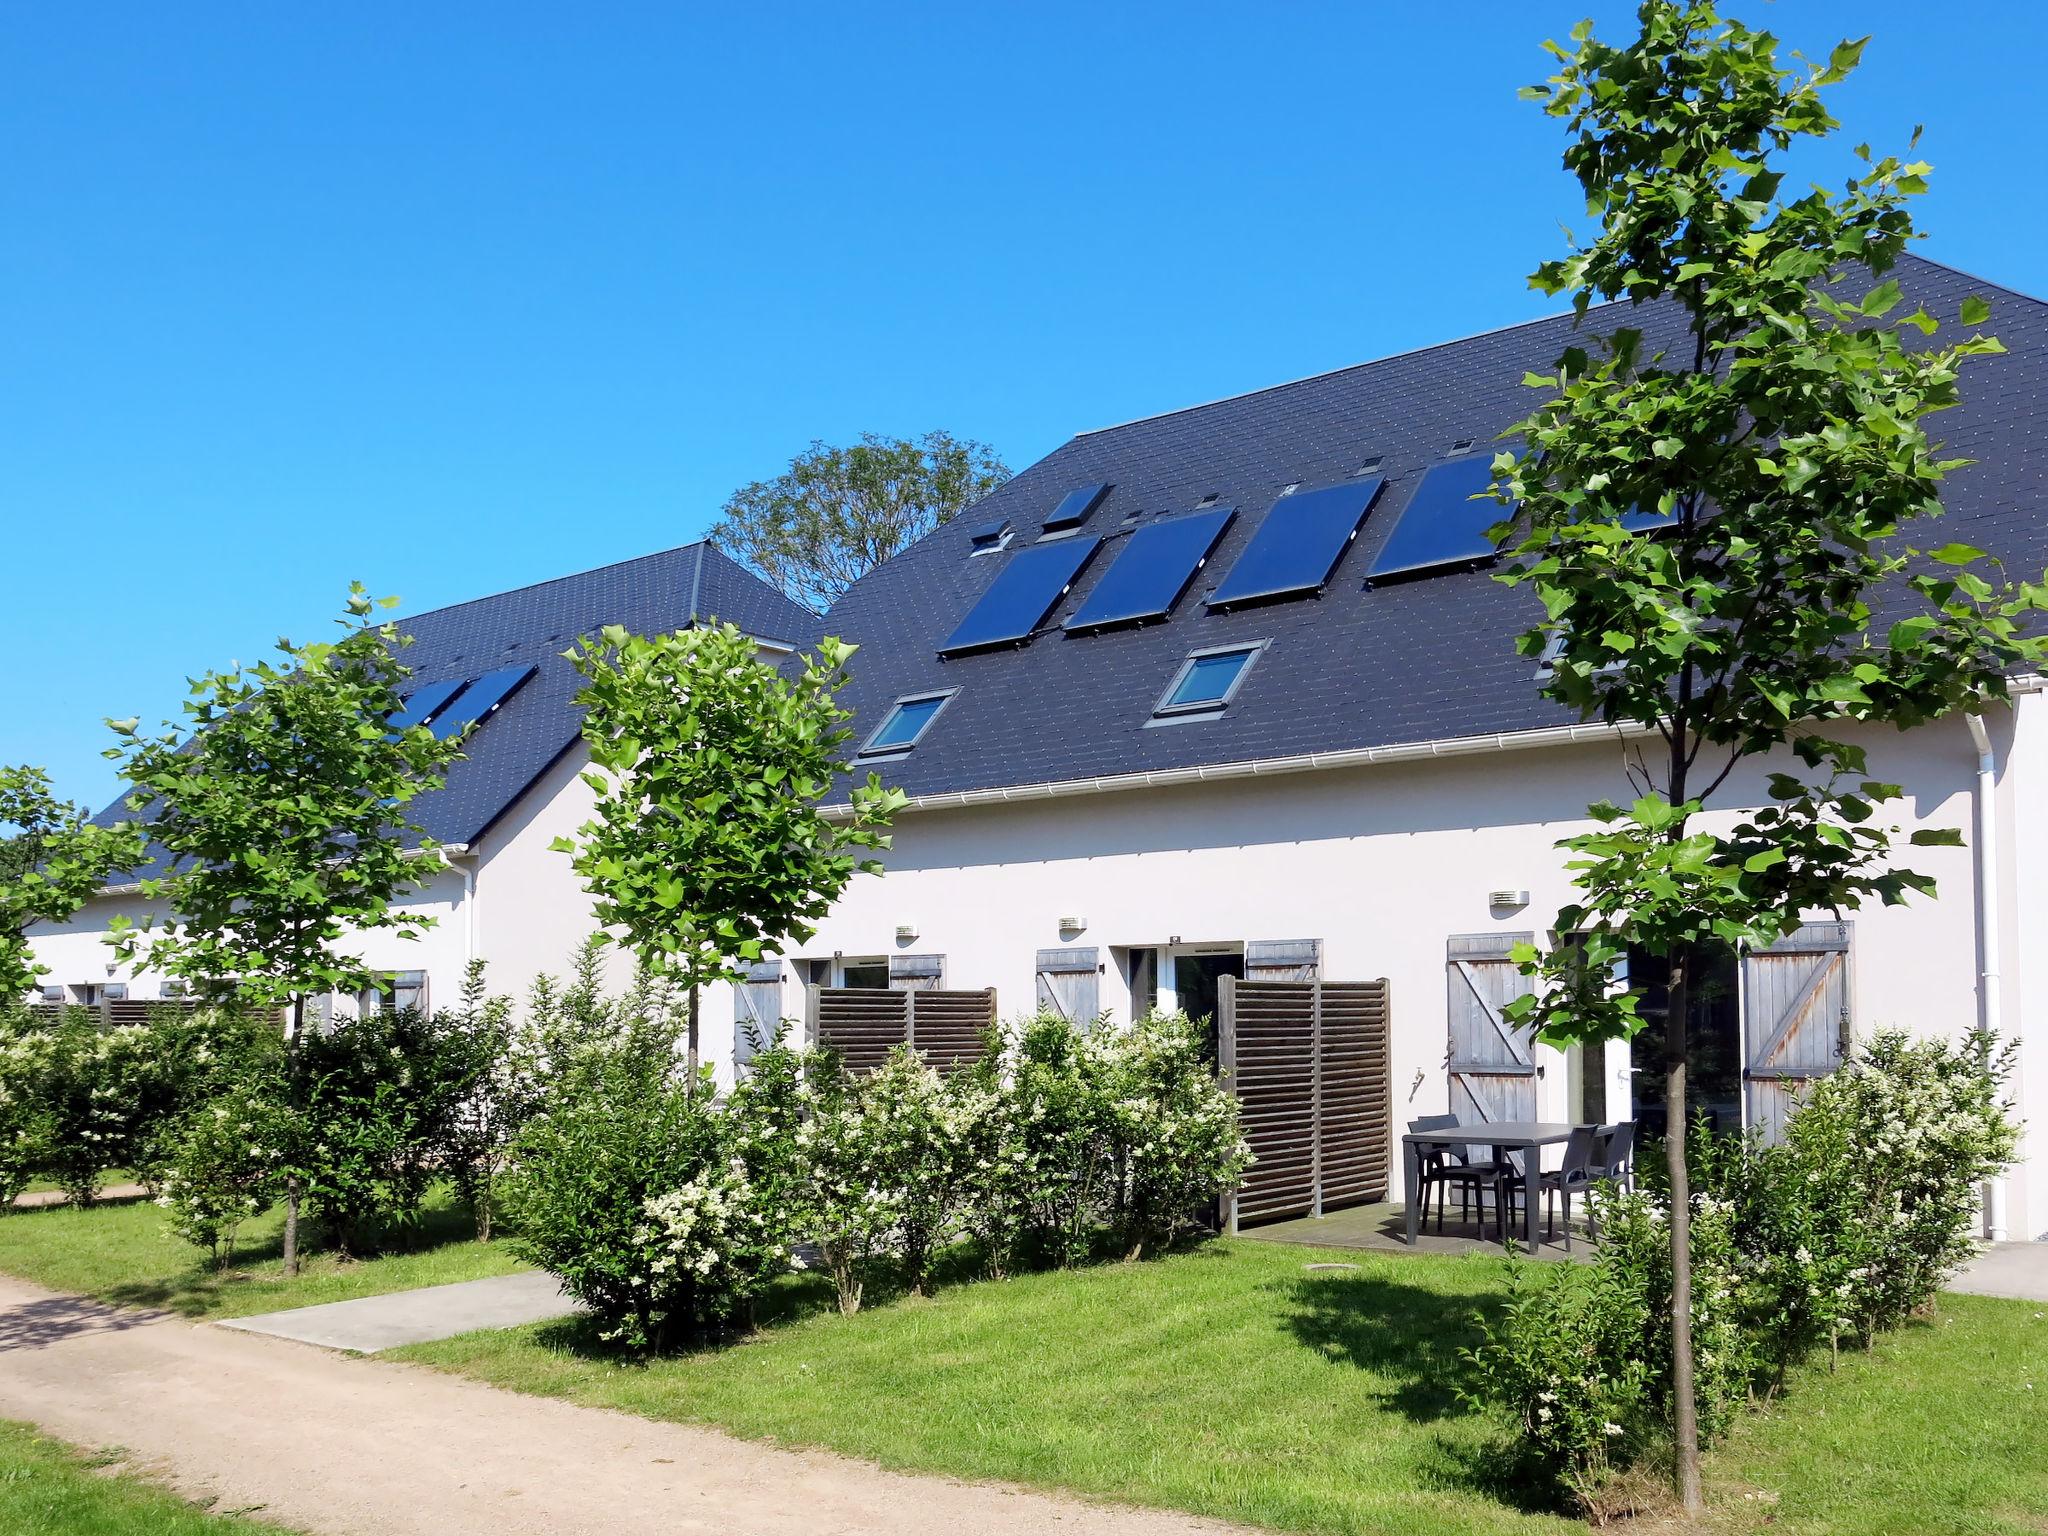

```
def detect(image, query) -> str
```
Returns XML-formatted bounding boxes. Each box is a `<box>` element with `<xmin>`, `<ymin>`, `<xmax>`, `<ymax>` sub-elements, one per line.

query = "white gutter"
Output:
<box><xmin>1967</xmin><ymin>713</ymin><xmax>2010</xmax><ymax>1242</ymax></box>
<box><xmin>829</xmin><ymin>718</ymin><xmax>1656</xmax><ymax>817</ymax></box>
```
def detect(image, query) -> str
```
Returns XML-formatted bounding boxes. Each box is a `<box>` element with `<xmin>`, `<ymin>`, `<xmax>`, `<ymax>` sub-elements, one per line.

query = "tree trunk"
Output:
<box><xmin>282</xmin><ymin>993</ymin><xmax>304</xmax><ymax>1279</ymax></box>
<box><xmin>1665</xmin><ymin>953</ymin><xmax>1703</xmax><ymax>1515</ymax></box>
<box><xmin>687</xmin><ymin>984</ymin><xmax>701</xmax><ymax>1081</ymax></box>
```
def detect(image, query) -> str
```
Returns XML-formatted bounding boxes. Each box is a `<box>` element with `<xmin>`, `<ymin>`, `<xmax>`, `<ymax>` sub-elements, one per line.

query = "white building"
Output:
<box><xmin>29</xmin><ymin>254</ymin><xmax>2048</xmax><ymax>1239</ymax></box>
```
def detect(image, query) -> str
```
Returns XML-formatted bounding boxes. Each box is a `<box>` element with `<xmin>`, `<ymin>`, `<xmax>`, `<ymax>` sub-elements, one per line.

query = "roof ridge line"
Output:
<box><xmin>1070</xmin><ymin>251</ymin><xmax>2045</xmax><ymax>443</ymax></box>
<box><xmin>1071</xmin><ymin>296</ymin><xmax>1607</xmax><ymax>438</ymax></box>
<box><xmin>397</xmin><ymin>539</ymin><xmax>713</xmax><ymax>626</ymax></box>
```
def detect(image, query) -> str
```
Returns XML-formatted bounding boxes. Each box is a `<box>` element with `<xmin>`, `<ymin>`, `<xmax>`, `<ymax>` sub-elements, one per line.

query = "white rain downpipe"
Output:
<box><xmin>440</xmin><ymin>843</ymin><xmax>478</xmax><ymax>968</ymax></box>
<box><xmin>1967</xmin><ymin>714</ymin><xmax>2009</xmax><ymax>1242</ymax></box>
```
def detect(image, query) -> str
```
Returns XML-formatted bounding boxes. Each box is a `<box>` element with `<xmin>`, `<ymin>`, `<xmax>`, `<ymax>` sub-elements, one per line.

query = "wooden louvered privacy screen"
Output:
<box><xmin>806</xmin><ymin>986</ymin><xmax>996</xmax><ymax>1073</ymax></box>
<box><xmin>1217</xmin><ymin>977</ymin><xmax>1392</xmax><ymax>1228</ymax></box>
<box><xmin>26</xmin><ymin>997</ymin><xmax>279</xmax><ymax>1030</ymax></box>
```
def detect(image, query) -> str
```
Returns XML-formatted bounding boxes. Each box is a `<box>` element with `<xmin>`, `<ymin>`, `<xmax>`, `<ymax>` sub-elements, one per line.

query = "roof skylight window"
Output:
<box><xmin>860</xmin><ymin>691</ymin><xmax>955</xmax><ymax>755</ymax></box>
<box><xmin>968</xmin><ymin>517</ymin><xmax>1012</xmax><ymax>555</ymax></box>
<box><xmin>1042</xmin><ymin>482</ymin><xmax>1112</xmax><ymax>534</ymax></box>
<box><xmin>387</xmin><ymin>677</ymin><xmax>468</xmax><ymax>735</ymax></box>
<box><xmin>1152</xmin><ymin>642</ymin><xmax>1265</xmax><ymax>721</ymax></box>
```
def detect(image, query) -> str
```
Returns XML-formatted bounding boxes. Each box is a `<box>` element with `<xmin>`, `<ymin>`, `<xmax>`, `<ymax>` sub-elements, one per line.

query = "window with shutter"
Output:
<box><xmin>733</xmin><ymin>960</ymin><xmax>785</xmax><ymax>1067</ymax></box>
<box><xmin>888</xmin><ymin>954</ymin><xmax>945</xmax><ymax>991</ymax></box>
<box><xmin>1245</xmin><ymin>939</ymin><xmax>1322</xmax><ymax>981</ymax></box>
<box><xmin>1742</xmin><ymin>921</ymin><xmax>1853</xmax><ymax>1144</ymax></box>
<box><xmin>1036</xmin><ymin>947</ymin><xmax>1100</xmax><ymax>1025</ymax></box>
<box><xmin>1445</xmin><ymin>933</ymin><xmax>1537</xmax><ymax>1123</ymax></box>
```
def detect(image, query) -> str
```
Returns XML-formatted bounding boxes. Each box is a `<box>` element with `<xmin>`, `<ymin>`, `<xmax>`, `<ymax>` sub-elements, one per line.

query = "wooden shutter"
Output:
<box><xmin>1036</xmin><ymin>947</ymin><xmax>1099</xmax><ymax>1024</ymax></box>
<box><xmin>888</xmin><ymin>953</ymin><xmax>945</xmax><ymax>991</ymax></box>
<box><xmin>1245</xmin><ymin>939</ymin><xmax>1322</xmax><ymax>981</ymax></box>
<box><xmin>1743</xmin><ymin>921</ymin><xmax>1852</xmax><ymax>1143</ymax></box>
<box><xmin>1446</xmin><ymin>933</ymin><xmax>1537</xmax><ymax>1124</ymax></box>
<box><xmin>732</xmin><ymin>960</ymin><xmax>784</xmax><ymax>1067</ymax></box>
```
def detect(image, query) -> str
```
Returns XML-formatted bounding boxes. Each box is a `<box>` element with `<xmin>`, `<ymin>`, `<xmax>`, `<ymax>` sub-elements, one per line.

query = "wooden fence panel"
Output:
<box><xmin>808</xmin><ymin>986</ymin><xmax>995</xmax><ymax>1074</ymax></box>
<box><xmin>1220</xmin><ymin>977</ymin><xmax>1392</xmax><ymax>1228</ymax></box>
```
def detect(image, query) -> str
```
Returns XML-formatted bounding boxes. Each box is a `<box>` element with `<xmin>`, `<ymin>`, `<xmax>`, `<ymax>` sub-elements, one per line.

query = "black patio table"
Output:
<box><xmin>1402</xmin><ymin>1120</ymin><xmax>1579</xmax><ymax>1251</ymax></box>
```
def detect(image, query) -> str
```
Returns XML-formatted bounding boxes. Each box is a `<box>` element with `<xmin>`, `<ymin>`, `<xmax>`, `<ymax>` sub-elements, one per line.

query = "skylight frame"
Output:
<box><xmin>857</xmin><ymin>689</ymin><xmax>958</xmax><ymax>757</ymax></box>
<box><xmin>1042</xmin><ymin>482</ymin><xmax>1112</xmax><ymax>534</ymax></box>
<box><xmin>1150</xmin><ymin>640</ymin><xmax>1268</xmax><ymax>722</ymax></box>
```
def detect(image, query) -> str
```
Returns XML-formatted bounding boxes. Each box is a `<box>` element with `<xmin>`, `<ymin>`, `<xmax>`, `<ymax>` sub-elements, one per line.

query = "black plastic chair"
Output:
<box><xmin>1409</xmin><ymin>1114</ymin><xmax>1505</xmax><ymax>1237</ymax></box>
<box><xmin>1591</xmin><ymin>1120</ymin><xmax>1636</xmax><ymax>1192</ymax></box>
<box><xmin>1500</xmin><ymin>1126</ymin><xmax>1601</xmax><ymax>1251</ymax></box>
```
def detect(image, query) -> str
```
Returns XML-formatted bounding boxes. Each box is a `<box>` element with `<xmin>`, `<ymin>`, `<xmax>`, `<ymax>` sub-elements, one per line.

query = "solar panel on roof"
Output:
<box><xmin>939</xmin><ymin>537</ymin><xmax>1102</xmax><ymax>655</ymax></box>
<box><xmin>1065</xmin><ymin>506</ymin><xmax>1235</xmax><ymax>633</ymax></box>
<box><xmin>430</xmin><ymin>663</ymin><xmax>536</xmax><ymax>739</ymax></box>
<box><xmin>387</xmin><ymin>677</ymin><xmax>467</xmax><ymax>734</ymax></box>
<box><xmin>1366</xmin><ymin>456</ymin><xmax>1510</xmax><ymax>581</ymax></box>
<box><xmin>1204</xmin><ymin>480</ymin><xmax>1383</xmax><ymax>609</ymax></box>
<box><xmin>1043</xmin><ymin>483</ymin><xmax>1111</xmax><ymax>532</ymax></box>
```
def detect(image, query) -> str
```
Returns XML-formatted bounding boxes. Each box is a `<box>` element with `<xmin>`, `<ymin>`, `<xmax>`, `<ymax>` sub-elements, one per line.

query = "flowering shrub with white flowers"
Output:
<box><xmin>1469</xmin><ymin>1028</ymin><xmax>2018</xmax><ymax>1512</ymax></box>
<box><xmin>1098</xmin><ymin>1011</ymin><xmax>1252</xmax><ymax>1259</ymax></box>
<box><xmin>508</xmin><ymin>1020</ymin><xmax>800</xmax><ymax>1354</ymax></box>
<box><xmin>159</xmin><ymin>1072</ymin><xmax>291</xmax><ymax>1269</ymax></box>
<box><xmin>953</xmin><ymin>1010</ymin><xmax>1249</xmax><ymax>1275</ymax></box>
<box><xmin>0</xmin><ymin>1001</ymin><xmax>275</xmax><ymax>1209</ymax></box>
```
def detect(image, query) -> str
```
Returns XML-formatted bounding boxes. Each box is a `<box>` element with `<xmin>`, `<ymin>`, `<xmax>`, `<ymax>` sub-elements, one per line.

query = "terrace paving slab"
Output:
<box><xmin>1950</xmin><ymin>1241</ymin><xmax>2048</xmax><ymax>1303</ymax></box>
<box><xmin>218</xmin><ymin>1268</ymin><xmax>582</xmax><ymax>1353</ymax></box>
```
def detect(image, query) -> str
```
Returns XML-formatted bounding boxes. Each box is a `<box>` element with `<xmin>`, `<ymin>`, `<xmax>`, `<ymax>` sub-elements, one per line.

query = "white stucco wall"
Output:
<box><xmin>792</xmin><ymin>705</ymin><xmax>2039</xmax><ymax>1237</ymax></box>
<box><xmin>25</xmin><ymin>695</ymin><xmax>2043</xmax><ymax>1235</ymax></box>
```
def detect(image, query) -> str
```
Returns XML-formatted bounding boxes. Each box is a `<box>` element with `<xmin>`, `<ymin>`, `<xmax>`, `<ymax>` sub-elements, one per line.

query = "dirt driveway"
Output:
<box><xmin>0</xmin><ymin>1273</ymin><xmax>1245</xmax><ymax>1536</ymax></box>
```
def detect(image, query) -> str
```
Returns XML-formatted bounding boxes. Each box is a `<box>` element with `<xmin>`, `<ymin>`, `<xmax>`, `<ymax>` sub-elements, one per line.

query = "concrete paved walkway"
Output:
<box><xmin>0</xmin><ymin>1273</ymin><xmax>1244</xmax><ymax>1536</ymax></box>
<box><xmin>11</xmin><ymin>1182</ymin><xmax>149</xmax><ymax>1209</ymax></box>
<box><xmin>219</xmin><ymin>1269</ymin><xmax>582</xmax><ymax>1353</ymax></box>
<box><xmin>1951</xmin><ymin>1241</ymin><xmax>2048</xmax><ymax>1302</ymax></box>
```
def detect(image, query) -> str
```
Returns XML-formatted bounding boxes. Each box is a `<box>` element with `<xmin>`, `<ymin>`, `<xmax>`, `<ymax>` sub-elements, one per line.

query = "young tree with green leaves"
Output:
<box><xmin>1494</xmin><ymin>3</ymin><xmax>2044</xmax><ymax>1510</ymax></box>
<box><xmin>553</xmin><ymin>622</ymin><xmax>905</xmax><ymax>1075</ymax></box>
<box><xmin>106</xmin><ymin>586</ymin><xmax>464</xmax><ymax>1275</ymax></box>
<box><xmin>710</xmin><ymin>431</ymin><xmax>1010</xmax><ymax>612</ymax></box>
<box><xmin>0</xmin><ymin>766</ymin><xmax>146</xmax><ymax>1003</ymax></box>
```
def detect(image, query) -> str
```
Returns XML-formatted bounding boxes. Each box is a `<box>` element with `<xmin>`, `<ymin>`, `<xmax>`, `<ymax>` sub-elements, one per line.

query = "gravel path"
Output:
<box><xmin>0</xmin><ymin>1273</ymin><xmax>1245</xmax><ymax>1536</ymax></box>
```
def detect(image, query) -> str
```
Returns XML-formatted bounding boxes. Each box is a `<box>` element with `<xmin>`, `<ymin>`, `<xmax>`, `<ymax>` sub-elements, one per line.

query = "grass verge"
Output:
<box><xmin>0</xmin><ymin>1419</ymin><xmax>300</xmax><ymax>1533</ymax></box>
<box><xmin>0</xmin><ymin>1185</ymin><xmax>527</xmax><ymax>1320</ymax></box>
<box><xmin>397</xmin><ymin>1239</ymin><xmax>2048</xmax><ymax>1536</ymax></box>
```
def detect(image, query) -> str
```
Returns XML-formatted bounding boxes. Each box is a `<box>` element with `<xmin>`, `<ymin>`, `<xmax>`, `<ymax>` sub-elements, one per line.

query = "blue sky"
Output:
<box><xmin>7</xmin><ymin>2</ymin><xmax>2046</xmax><ymax>810</ymax></box>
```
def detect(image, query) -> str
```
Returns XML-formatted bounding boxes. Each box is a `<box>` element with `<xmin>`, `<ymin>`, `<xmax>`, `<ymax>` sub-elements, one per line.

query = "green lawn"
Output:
<box><xmin>398</xmin><ymin>1240</ymin><xmax>2048</xmax><ymax>1536</ymax></box>
<box><xmin>0</xmin><ymin>1419</ymin><xmax>299</xmax><ymax>1534</ymax></box>
<box><xmin>0</xmin><ymin>1186</ymin><xmax>528</xmax><ymax>1320</ymax></box>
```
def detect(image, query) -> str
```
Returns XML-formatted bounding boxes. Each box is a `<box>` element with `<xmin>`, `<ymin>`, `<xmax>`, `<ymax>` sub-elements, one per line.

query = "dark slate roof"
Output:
<box><xmin>822</xmin><ymin>254</ymin><xmax>2048</xmax><ymax>800</ymax></box>
<box><xmin>391</xmin><ymin>541</ymin><xmax>817</xmax><ymax>844</ymax></box>
<box><xmin>104</xmin><ymin>542</ymin><xmax>818</xmax><ymax>865</ymax></box>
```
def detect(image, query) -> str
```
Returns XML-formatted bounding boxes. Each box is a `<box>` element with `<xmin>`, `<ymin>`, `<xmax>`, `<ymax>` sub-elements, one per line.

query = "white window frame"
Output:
<box><xmin>857</xmin><ymin>689</ymin><xmax>957</xmax><ymax>757</ymax></box>
<box><xmin>1150</xmin><ymin>640</ymin><xmax>1268</xmax><ymax>722</ymax></box>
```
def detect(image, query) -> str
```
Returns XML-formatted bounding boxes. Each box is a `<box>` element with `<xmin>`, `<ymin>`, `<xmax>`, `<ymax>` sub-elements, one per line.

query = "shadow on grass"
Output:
<box><xmin>97</xmin><ymin>1198</ymin><xmax>490</xmax><ymax>1318</ymax></box>
<box><xmin>1281</xmin><ymin>1263</ymin><xmax>1567</xmax><ymax>1516</ymax></box>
